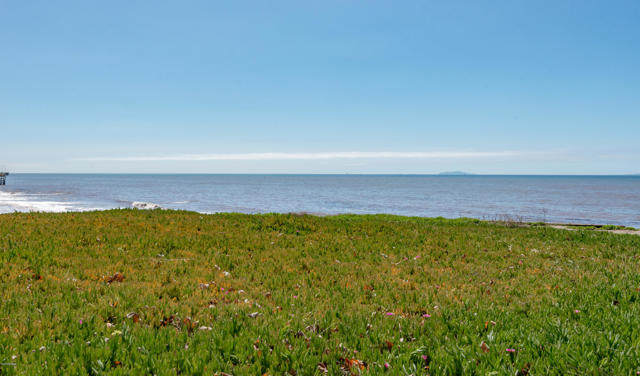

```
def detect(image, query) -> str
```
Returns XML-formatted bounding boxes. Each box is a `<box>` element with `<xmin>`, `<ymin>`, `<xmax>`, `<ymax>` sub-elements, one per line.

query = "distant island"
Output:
<box><xmin>438</xmin><ymin>171</ymin><xmax>474</xmax><ymax>176</ymax></box>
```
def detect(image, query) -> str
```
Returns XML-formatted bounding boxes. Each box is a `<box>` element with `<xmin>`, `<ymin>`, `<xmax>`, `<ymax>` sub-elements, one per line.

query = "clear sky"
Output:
<box><xmin>1</xmin><ymin>1</ymin><xmax>639</xmax><ymax>174</ymax></box>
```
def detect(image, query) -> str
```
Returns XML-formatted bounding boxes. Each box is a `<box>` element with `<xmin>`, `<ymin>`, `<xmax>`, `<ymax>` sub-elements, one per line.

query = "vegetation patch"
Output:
<box><xmin>1</xmin><ymin>210</ymin><xmax>639</xmax><ymax>375</ymax></box>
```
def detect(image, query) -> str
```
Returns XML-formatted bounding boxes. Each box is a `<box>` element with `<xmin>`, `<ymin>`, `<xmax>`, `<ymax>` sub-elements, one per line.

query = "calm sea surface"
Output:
<box><xmin>1</xmin><ymin>174</ymin><xmax>639</xmax><ymax>227</ymax></box>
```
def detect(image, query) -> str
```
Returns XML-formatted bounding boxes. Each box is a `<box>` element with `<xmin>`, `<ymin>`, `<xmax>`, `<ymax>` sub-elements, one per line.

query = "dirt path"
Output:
<box><xmin>549</xmin><ymin>225</ymin><xmax>640</xmax><ymax>236</ymax></box>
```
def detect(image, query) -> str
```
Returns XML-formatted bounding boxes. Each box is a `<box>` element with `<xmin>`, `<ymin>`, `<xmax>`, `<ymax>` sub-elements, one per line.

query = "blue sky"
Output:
<box><xmin>1</xmin><ymin>1</ymin><xmax>639</xmax><ymax>174</ymax></box>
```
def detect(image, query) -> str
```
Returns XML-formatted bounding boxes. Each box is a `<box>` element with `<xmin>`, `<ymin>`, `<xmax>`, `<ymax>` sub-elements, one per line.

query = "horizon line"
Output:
<box><xmin>6</xmin><ymin>172</ymin><xmax>640</xmax><ymax>176</ymax></box>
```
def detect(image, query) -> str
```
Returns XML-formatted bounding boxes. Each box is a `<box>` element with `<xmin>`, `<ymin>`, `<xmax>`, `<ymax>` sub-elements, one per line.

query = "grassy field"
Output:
<box><xmin>1</xmin><ymin>210</ymin><xmax>639</xmax><ymax>375</ymax></box>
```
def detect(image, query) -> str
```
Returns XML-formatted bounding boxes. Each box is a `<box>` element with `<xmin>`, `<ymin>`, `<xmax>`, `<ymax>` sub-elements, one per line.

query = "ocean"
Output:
<box><xmin>0</xmin><ymin>174</ymin><xmax>639</xmax><ymax>227</ymax></box>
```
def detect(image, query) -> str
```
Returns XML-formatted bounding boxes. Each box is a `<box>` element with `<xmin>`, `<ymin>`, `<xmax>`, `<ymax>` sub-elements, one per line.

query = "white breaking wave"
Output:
<box><xmin>0</xmin><ymin>190</ymin><xmax>88</xmax><ymax>213</ymax></box>
<box><xmin>131</xmin><ymin>201</ymin><xmax>161</xmax><ymax>210</ymax></box>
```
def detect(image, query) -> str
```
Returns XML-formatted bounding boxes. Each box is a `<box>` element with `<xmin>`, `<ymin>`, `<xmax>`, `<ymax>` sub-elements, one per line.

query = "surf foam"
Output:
<box><xmin>0</xmin><ymin>190</ymin><xmax>84</xmax><ymax>213</ymax></box>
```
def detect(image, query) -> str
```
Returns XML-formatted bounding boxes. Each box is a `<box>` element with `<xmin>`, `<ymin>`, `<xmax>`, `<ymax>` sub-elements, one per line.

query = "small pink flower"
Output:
<box><xmin>384</xmin><ymin>362</ymin><xmax>390</xmax><ymax>369</ymax></box>
<box><xmin>293</xmin><ymin>295</ymin><xmax>298</xmax><ymax>299</ymax></box>
<box><xmin>220</xmin><ymin>287</ymin><xmax>224</xmax><ymax>291</ymax></box>
<box><xmin>506</xmin><ymin>348</ymin><xmax>516</xmax><ymax>353</ymax></box>
<box><xmin>385</xmin><ymin>312</ymin><xmax>394</xmax><ymax>316</ymax></box>
<box><xmin>422</xmin><ymin>314</ymin><xmax>431</xmax><ymax>318</ymax></box>
<box><xmin>79</xmin><ymin>319</ymin><xmax>83</xmax><ymax>325</ymax></box>
<box><xmin>421</xmin><ymin>355</ymin><xmax>428</xmax><ymax>361</ymax></box>
<box><xmin>574</xmin><ymin>309</ymin><xmax>580</xmax><ymax>314</ymax></box>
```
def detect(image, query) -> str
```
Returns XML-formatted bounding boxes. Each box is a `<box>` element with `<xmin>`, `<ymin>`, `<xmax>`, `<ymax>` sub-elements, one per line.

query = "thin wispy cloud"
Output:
<box><xmin>81</xmin><ymin>151</ymin><xmax>528</xmax><ymax>161</ymax></box>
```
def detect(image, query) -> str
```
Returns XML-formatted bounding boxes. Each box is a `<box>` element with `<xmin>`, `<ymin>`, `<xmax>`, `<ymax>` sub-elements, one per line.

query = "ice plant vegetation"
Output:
<box><xmin>0</xmin><ymin>210</ymin><xmax>639</xmax><ymax>374</ymax></box>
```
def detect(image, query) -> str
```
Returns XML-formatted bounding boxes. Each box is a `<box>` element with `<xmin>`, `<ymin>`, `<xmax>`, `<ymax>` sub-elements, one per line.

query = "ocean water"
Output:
<box><xmin>0</xmin><ymin>174</ymin><xmax>639</xmax><ymax>227</ymax></box>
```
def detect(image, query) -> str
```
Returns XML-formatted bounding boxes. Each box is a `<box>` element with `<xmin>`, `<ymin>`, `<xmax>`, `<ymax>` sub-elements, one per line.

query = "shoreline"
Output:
<box><xmin>1</xmin><ymin>208</ymin><xmax>638</xmax><ymax>235</ymax></box>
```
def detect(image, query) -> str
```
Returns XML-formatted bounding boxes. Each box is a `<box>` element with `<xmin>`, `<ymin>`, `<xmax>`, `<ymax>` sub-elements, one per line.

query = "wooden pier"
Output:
<box><xmin>0</xmin><ymin>172</ymin><xmax>8</xmax><ymax>185</ymax></box>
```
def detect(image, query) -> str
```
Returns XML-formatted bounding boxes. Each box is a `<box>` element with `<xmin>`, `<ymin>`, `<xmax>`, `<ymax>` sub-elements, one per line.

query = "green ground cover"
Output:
<box><xmin>1</xmin><ymin>210</ymin><xmax>639</xmax><ymax>375</ymax></box>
